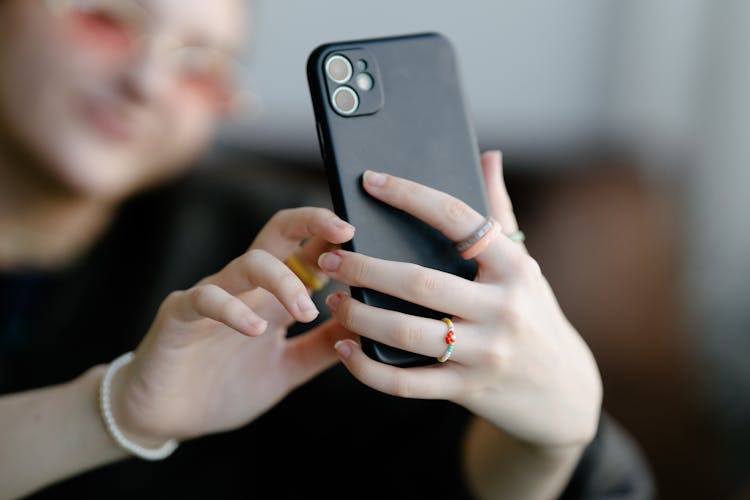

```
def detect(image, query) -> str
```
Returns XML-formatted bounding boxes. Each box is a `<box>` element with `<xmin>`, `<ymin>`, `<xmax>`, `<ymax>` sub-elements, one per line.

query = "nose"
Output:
<box><xmin>120</xmin><ymin>37</ymin><xmax>173</xmax><ymax>104</ymax></box>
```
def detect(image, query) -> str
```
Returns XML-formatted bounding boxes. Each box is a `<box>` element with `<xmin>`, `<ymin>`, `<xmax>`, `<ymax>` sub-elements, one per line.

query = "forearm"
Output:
<box><xmin>0</xmin><ymin>366</ymin><xmax>128</xmax><ymax>499</ymax></box>
<box><xmin>462</xmin><ymin>416</ymin><xmax>584</xmax><ymax>500</ymax></box>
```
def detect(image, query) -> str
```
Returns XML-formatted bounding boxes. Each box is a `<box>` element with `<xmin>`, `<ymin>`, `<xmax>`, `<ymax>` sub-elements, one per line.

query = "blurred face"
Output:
<box><xmin>0</xmin><ymin>0</ymin><xmax>244</xmax><ymax>200</ymax></box>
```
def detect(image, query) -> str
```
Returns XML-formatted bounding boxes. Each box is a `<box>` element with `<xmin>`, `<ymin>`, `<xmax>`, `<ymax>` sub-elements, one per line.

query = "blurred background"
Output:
<box><xmin>206</xmin><ymin>1</ymin><xmax>750</xmax><ymax>498</ymax></box>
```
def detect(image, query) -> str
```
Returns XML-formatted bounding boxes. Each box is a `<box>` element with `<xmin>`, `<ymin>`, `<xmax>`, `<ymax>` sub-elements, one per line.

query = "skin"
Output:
<box><xmin>0</xmin><ymin>1</ymin><xmax>603</xmax><ymax>498</ymax></box>
<box><xmin>0</xmin><ymin>0</ymin><xmax>241</xmax><ymax>199</ymax></box>
<box><xmin>0</xmin><ymin>0</ymin><xmax>243</xmax><ymax>268</ymax></box>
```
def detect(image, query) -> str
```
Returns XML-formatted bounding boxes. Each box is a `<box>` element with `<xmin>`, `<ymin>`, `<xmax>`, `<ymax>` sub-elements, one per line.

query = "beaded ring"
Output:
<box><xmin>437</xmin><ymin>318</ymin><xmax>456</xmax><ymax>363</ymax></box>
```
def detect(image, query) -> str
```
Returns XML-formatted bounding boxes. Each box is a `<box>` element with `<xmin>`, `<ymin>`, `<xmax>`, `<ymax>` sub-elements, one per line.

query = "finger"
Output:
<box><xmin>298</xmin><ymin>236</ymin><xmax>339</xmax><ymax>272</ymax></box>
<box><xmin>318</xmin><ymin>250</ymin><xmax>498</xmax><ymax>319</ymax></box>
<box><xmin>244</xmin><ymin>287</ymin><xmax>298</xmax><ymax>330</ymax></box>
<box><xmin>334</xmin><ymin>339</ymin><xmax>466</xmax><ymax>400</ymax></box>
<box><xmin>281</xmin><ymin>319</ymin><xmax>357</xmax><ymax>389</ymax></box>
<box><xmin>481</xmin><ymin>151</ymin><xmax>528</xmax><ymax>256</ymax></box>
<box><xmin>481</xmin><ymin>150</ymin><xmax>518</xmax><ymax>233</ymax></box>
<box><xmin>208</xmin><ymin>249</ymin><xmax>320</xmax><ymax>323</ymax></box>
<box><xmin>170</xmin><ymin>284</ymin><xmax>268</xmax><ymax>336</ymax></box>
<box><xmin>250</xmin><ymin>207</ymin><xmax>355</xmax><ymax>260</ymax></box>
<box><xmin>326</xmin><ymin>292</ymin><xmax>479</xmax><ymax>364</ymax></box>
<box><xmin>361</xmin><ymin>171</ymin><xmax>523</xmax><ymax>274</ymax></box>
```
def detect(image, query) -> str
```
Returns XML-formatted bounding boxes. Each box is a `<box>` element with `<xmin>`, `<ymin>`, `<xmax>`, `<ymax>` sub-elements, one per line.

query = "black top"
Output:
<box><xmin>0</xmin><ymin>165</ymin><xmax>654</xmax><ymax>499</ymax></box>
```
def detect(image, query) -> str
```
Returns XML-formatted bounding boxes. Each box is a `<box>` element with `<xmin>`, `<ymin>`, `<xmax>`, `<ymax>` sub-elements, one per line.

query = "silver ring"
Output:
<box><xmin>455</xmin><ymin>217</ymin><xmax>495</xmax><ymax>253</ymax></box>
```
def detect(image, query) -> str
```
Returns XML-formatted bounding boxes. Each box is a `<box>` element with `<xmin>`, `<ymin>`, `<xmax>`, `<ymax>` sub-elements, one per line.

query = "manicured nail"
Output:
<box><xmin>296</xmin><ymin>293</ymin><xmax>319</xmax><ymax>315</ymax></box>
<box><xmin>331</xmin><ymin>218</ymin><xmax>355</xmax><ymax>232</ymax></box>
<box><xmin>326</xmin><ymin>293</ymin><xmax>343</xmax><ymax>312</ymax></box>
<box><xmin>364</xmin><ymin>170</ymin><xmax>387</xmax><ymax>187</ymax></box>
<box><xmin>334</xmin><ymin>340</ymin><xmax>352</xmax><ymax>359</ymax></box>
<box><xmin>318</xmin><ymin>252</ymin><xmax>342</xmax><ymax>272</ymax></box>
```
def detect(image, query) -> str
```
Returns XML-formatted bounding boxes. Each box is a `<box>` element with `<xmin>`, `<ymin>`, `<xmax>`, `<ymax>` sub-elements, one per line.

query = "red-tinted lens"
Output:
<box><xmin>65</xmin><ymin>8</ymin><xmax>134</xmax><ymax>53</ymax></box>
<box><xmin>177</xmin><ymin>76</ymin><xmax>233</xmax><ymax>108</ymax></box>
<box><xmin>173</xmin><ymin>47</ymin><xmax>235</xmax><ymax>107</ymax></box>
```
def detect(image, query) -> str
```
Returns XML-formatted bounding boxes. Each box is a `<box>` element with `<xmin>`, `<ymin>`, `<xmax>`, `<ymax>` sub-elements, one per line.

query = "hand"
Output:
<box><xmin>319</xmin><ymin>151</ymin><xmax>602</xmax><ymax>448</ymax></box>
<box><xmin>110</xmin><ymin>208</ymin><xmax>356</xmax><ymax>445</ymax></box>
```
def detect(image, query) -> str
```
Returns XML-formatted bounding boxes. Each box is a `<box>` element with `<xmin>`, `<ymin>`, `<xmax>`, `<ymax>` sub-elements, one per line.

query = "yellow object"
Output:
<box><xmin>285</xmin><ymin>251</ymin><xmax>329</xmax><ymax>291</ymax></box>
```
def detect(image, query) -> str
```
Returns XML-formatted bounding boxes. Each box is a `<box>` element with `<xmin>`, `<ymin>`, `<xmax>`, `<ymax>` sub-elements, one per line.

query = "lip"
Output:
<box><xmin>79</xmin><ymin>98</ymin><xmax>135</xmax><ymax>143</ymax></box>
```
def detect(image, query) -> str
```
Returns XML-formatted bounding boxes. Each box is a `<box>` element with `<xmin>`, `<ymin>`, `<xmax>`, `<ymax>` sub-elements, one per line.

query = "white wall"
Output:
<box><xmin>682</xmin><ymin>1</ymin><xmax>750</xmax><ymax>460</ymax></box>
<box><xmin>220</xmin><ymin>0</ymin><xmax>616</xmax><ymax>162</ymax></box>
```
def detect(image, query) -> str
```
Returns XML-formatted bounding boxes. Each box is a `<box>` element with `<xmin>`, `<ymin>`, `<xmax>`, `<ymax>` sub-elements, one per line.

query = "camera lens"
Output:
<box><xmin>331</xmin><ymin>86</ymin><xmax>359</xmax><ymax>115</ymax></box>
<box><xmin>325</xmin><ymin>54</ymin><xmax>352</xmax><ymax>83</ymax></box>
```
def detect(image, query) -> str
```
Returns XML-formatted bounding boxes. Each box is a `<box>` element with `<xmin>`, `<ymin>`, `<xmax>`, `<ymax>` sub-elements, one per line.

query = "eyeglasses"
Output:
<box><xmin>45</xmin><ymin>0</ymin><xmax>246</xmax><ymax>110</ymax></box>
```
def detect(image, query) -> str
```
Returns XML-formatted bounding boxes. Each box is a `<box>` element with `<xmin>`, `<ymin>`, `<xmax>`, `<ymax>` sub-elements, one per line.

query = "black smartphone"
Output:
<box><xmin>307</xmin><ymin>32</ymin><xmax>488</xmax><ymax>367</ymax></box>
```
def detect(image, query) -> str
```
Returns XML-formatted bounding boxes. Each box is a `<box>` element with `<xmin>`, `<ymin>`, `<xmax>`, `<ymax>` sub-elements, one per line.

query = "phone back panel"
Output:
<box><xmin>307</xmin><ymin>33</ymin><xmax>487</xmax><ymax>367</ymax></box>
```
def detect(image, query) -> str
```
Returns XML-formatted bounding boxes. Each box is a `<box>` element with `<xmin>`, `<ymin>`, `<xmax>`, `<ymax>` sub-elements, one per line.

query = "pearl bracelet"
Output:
<box><xmin>99</xmin><ymin>351</ymin><xmax>179</xmax><ymax>461</ymax></box>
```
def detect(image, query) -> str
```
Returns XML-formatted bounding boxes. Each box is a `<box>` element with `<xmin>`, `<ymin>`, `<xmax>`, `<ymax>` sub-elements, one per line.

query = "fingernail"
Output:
<box><xmin>296</xmin><ymin>293</ymin><xmax>319</xmax><ymax>315</ymax></box>
<box><xmin>326</xmin><ymin>293</ymin><xmax>342</xmax><ymax>312</ymax></box>
<box><xmin>318</xmin><ymin>252</ymin><xmax>342</xmax><ymax>272</ymax></box>
<box><xmin>364</xmin><ymin>170</ymin><xmax>387</xmax><ymax>187</ymax></box>
<box><xmin>332</xmin><ymin>218</ymin><xmax>355</xmax><ymax>232</ymax></box>
<box><xmin>248</xmin><ymin>319</ymin><xmax>267</xmax><ymax>334</ymax></box>
<box><xmin>334</xmin><ymin>340</ymin><xmax>352</xmax><ymax>359</ymax></box>
<box><xmin>490</xmin><ymin>150</ymin><xmax>503</xmax><ymax>168</ymax></box>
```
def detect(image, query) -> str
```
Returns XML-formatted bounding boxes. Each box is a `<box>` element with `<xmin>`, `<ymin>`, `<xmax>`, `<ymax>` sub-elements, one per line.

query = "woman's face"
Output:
<box><xmin>0</xmin><ymin>0</ymin><xmax>244</xmax><ymax>200</ymax></box>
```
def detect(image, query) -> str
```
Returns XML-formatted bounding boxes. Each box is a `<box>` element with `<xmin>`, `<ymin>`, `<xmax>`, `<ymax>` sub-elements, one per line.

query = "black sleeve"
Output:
<box><xmin>558</xmin><ymin>413</ymin><xmax>656</xmax><ymax>500</ymax></box>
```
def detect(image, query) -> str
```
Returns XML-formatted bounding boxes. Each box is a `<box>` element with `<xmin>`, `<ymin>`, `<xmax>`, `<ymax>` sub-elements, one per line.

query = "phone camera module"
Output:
<box><xmin>332</xmin><ymin>86</ymin><xmax>359</xmax><ymax>115</ymax></box>
<box><xmin>325</xmin><ymin>54</ymin><xmax>353</xmax><ymax>83</ymax></box>
<box><xmin>322</xmin><ymin>49</ymin><xmax>382</xmax><ymax>117</ymax></box>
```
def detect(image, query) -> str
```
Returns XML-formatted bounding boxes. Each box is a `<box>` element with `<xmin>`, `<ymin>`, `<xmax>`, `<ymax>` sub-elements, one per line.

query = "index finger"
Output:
<box><xmin>250</xmin><ymin>207</ymin><xmax>355</xmax><ymax>260</ymax></box>
<box><xmin>361</xmin><ymin>171</ymin><xmax>523</xmax><ymax>276</ymax></box>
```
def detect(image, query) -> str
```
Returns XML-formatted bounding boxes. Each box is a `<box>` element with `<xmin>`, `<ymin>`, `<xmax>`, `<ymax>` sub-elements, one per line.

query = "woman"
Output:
<box><xmin>0</xmin><ymin>0</ymin><xmax>651</xmax><ymax>498</ymax></box>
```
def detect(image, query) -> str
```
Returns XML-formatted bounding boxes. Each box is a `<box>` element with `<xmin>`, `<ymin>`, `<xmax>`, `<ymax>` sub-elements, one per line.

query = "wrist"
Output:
<box><xmin>463</xmin><ymin>417</ymin><xmax>584</xmax><ymax>500</ymax></box>
<box><xmin>101</xmin><ymin>352</ymin><xmax>178</xmax><ymax>459</ymax></box>
<box><xmin>65</xmin><ymin>364</ymin><xmax>131</xmax><ymax>462</ymax></box>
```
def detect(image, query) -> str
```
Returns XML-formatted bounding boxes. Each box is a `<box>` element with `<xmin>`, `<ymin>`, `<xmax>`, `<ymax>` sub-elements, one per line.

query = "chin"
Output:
<box><xmin>46</xmin><ymin>144</ymin><xmax>146</xmax><ymax>201</ymax></box>
<box><xmin>29</xmin><ymin>114</ymin><xmax>206</xmax><ymax>201</ymax></box>
<box><xmin>55</xmin><ymin>147</ymin><xmax>196</xmax><ymax>202</ymax></box>
<box><xmin>59</xmin><ymin>166</ymin><xmax>136</xmax><ymax>201</ymax></box>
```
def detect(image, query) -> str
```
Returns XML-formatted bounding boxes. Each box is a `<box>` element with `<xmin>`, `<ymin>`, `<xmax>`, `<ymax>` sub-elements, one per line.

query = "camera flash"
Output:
<box><xmin>355</xmin><ymin>73</ymin><xmax>374</xmax><ymax>91</ymax></box>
